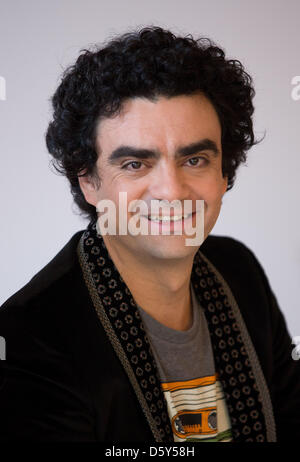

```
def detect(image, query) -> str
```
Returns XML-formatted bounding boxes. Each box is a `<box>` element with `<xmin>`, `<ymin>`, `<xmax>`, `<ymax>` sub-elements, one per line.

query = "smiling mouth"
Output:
<box><xmin>145</xmin><ymin>212</ymin><xmax>195</xmax><ymax>222</ymax></box>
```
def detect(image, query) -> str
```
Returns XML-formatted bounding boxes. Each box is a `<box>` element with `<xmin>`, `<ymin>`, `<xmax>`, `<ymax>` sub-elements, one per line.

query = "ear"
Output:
<box><xmin>78</xmin><ymin>170</ymin><xmax>100</xmax><ymax>207</ymax></box>
<box><xmin>221</xmin><ymin>175</ymin><xmax>228</xmax><ymax>195</ymax></box>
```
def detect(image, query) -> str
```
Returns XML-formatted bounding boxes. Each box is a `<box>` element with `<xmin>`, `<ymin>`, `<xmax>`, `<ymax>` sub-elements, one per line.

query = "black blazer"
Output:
<box><xmin>0</xmin><ymin>230</ymin><xmax>299</xmax><ymax>441</ymax></box>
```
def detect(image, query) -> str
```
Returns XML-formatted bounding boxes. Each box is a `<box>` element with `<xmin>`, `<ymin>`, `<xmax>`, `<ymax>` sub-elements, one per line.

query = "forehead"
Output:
<box><xmin>95</xmin><ymin>93</ymin><xmax>222</xmax><ymax>153</ymax></box>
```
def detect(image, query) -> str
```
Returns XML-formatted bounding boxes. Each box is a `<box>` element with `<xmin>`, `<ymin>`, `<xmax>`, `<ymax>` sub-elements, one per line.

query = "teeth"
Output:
<box><xmin>148</xmin><ymin>214</ymin><xmax>190</xmax><ymax>222</ymax></box>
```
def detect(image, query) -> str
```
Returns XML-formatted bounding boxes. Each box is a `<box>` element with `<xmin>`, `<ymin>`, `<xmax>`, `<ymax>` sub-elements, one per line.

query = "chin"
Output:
<box><xmin>137</xmin><ymin>235</ymin><xmax>200</xmax><ymax>260</ymax></box>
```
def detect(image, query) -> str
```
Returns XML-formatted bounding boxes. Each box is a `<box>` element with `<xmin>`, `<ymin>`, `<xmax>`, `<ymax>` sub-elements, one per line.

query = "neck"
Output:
<box><xmin>102</xmin><ymin>235</ymin><xmax>196</xmax><ymax>331</ymax></box>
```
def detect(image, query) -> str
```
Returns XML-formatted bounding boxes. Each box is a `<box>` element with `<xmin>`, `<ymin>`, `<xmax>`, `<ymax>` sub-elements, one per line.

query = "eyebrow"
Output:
<box><xmin>107</xmin><ymin>138</ymin><xmax>220</xmax><ymax>164</ymax></box>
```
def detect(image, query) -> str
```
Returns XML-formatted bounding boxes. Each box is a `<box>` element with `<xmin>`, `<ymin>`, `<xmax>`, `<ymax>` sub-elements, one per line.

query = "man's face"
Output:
<box><xmin>79</xmin><ymin>93</ymin><xmax>228</xmax><ymax>262</ymax></box>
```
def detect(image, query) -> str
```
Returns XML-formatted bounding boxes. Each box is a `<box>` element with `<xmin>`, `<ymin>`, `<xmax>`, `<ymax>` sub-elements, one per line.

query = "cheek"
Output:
<box><xmin>197</xmin><ymin>176</ymin><xmax>224</xmax><ymax>203</ymax></box>
<box><xmin>98</xmin><ymin>181</ymin><xmax>146</xmax><ymax>214</ymax></box>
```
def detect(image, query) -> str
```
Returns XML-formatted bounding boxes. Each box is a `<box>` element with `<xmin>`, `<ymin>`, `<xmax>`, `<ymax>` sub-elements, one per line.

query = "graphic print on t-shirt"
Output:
<box><xmin>161</xmin><ymin>374</ymin><xmax>232</xmax><ymax>442</ymax></box>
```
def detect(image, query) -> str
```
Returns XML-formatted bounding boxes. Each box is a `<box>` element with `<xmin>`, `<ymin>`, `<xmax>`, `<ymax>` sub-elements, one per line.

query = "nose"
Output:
<box><xmin>148</xmin><ymin>162</ymin><xmax>189</xmax><ymax>203</ymax></box>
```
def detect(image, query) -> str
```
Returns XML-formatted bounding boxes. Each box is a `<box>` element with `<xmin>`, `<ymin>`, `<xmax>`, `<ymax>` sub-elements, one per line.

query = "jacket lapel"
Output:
<box><xmin>191</xmin><ymin>250</ymin><xmax>276</xmax><ymax>442</ymax></box>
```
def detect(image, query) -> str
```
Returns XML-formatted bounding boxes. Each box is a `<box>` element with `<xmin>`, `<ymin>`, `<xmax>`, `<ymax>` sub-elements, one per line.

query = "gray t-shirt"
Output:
<box><xmin>137</xmin><ymin>284</ymin><xmax>215</xmax><ymax>382</ymax></box>
<box><xmin>137</xmin><ymin>284</ymin><xmax>232</xmax><ymax>442</ymax></box>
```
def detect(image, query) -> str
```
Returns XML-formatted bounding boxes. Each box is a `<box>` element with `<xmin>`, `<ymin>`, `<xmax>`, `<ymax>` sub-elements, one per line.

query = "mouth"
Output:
<box><xmin>146</xmin><ymin>212</ymin><xmax>194</xmax><ymax>222</ymax></box>
<box><xmin>136</xmin><ymin>210</ymin><xmax>201</xmax><ymax>236</ymax></box>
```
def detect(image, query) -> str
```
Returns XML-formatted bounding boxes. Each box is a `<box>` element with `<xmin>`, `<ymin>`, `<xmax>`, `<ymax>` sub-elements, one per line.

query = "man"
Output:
<box><xmin>0</xmin><ymin>26</ymin><xmax>299</xmax><ymax>442</ymax></box>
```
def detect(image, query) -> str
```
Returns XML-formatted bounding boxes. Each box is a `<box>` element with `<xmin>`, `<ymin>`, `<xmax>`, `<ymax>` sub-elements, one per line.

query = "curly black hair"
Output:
<box><xmin>46</xmin><ymin>26</ymin><xmax>261</xmax><ymax>222</ymax></box>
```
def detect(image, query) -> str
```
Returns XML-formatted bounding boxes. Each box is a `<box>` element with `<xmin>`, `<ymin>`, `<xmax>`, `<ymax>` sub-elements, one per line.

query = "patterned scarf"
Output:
<box><xmin>77</xmin><ymin>219</ymin><xmax>276</xmax><ymax>442</ymax></box>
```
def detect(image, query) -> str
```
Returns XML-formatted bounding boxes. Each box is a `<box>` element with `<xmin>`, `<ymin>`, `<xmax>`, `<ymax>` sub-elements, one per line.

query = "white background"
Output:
<box><xmin>0</xmin><ymin>0</ymin><xmax>299</xmax><ymax>336</ymax></box>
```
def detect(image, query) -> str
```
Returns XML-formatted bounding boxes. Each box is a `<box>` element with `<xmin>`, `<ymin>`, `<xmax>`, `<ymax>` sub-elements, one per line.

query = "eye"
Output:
<box><xmin>122</xmin><ymin>161</ymin><xmax>143</xmax><ymax>170</ymax></box>
<box><xmin>186</xmin><ymin>156</ymin><xmax>208</xmax><ymax>167</ymax></box>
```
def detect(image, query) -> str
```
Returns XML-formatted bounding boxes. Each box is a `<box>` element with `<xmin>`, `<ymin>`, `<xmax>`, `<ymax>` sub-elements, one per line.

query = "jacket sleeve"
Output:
<box><xmin>241</xmin><ymin>243</ymin><xmax>300</xmax><ymax>441</ymax></box>
<box><xmin>268</xmin><ymin>289</ymin><xmax>300</xmax><ymax>440</ymax></box>
<box><xmin>0</xmin><ymin>302</ymin><xmax>96</xmax><ymax>442</ymax></box>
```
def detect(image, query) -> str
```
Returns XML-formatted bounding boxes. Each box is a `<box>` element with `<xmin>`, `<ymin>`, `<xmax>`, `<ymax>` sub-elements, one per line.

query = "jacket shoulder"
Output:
<box><xmin>199</xmin><ymin>233</ymin><xmax>266</xmax><ymax>280</ymax></box>
<box><xmin>201</xmin><ymin>233</ymin><xmax>259</xmax><ymax>262</ymax></box>
<box><xmin>0</xmin><ymin>230</ymin><xmax>84</xmax><ymax>314</ymax></box>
